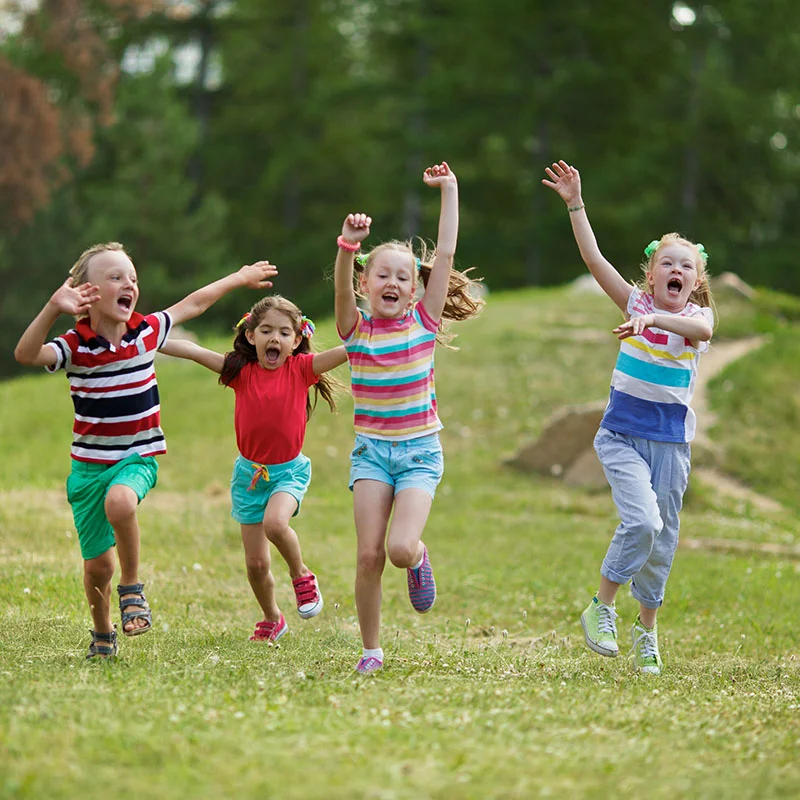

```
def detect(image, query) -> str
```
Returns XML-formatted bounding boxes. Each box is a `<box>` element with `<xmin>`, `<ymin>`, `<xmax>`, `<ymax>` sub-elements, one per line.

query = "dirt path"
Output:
<box><xmin>690</xmin><ymin>336</ymin><xmax>784</xmax><ymax>513</ymax></box>
<box><xmin>692</xmin><ymin>336</ymin><xmax>764</xmax><ymax>450</ymax></box>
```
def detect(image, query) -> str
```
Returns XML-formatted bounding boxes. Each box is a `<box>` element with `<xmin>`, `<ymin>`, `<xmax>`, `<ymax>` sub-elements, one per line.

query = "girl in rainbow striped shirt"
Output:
<box><xmin>334</xmin><ymin>162</ymin><xmax>483</xmax><ymax>674</ymax></box>
<box><xmin>544</xmin><ymin>159</ymin><xmax>715</xmax><ymax>675</ymax></box>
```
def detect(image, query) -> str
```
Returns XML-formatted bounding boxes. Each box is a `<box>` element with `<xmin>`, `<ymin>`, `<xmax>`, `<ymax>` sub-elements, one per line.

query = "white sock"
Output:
<box><xmin>363</xmin><ymin>648</ymin><xmax>383</xmax><ymax>661</ymax></box>
<box><xmin>410</xmin><ymin>553</ymin><xmax>424</xmax><ymax>570</ymax></box>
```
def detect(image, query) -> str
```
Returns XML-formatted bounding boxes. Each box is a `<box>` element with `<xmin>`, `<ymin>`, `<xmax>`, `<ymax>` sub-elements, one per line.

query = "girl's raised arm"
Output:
<box><xmin>312</xmin><ymin>345</ymin><xmax>348</xmax><ymax>376</ymax></box>
<box><xmin>420</xmin><ymin>162</ymin><xmax>458</xmax><ymax>322</ymax></box>
<box><xmin>334</xmin><ymin>213</ymin><xmax>371</xmax><ymax>337</ymax></box>
<box><xmin>159</xmin><ymin>339</ymin><xmax>224</xmax><ymax>374</ymax></box>
<box><xmin>542</xmin><ymin>160</ymin><xmax>633</xmax><ymax>314</ymax></box>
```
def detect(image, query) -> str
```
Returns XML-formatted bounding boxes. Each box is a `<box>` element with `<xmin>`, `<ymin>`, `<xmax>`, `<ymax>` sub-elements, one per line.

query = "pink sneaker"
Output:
<box><xmin>249</xmin><ymin>613</ymin><xmax>288</xmax><ymax>642</ymax></box>
<box><xmin>355</xmin><ymin>656</ymin><xmax>383</xmax><ymax>674</ymax></box>
<box><xmin>292</xmin><ymin>572</ymin><xmax>324</xmax><ymax>619</ymax></box>
<box><xmin>407</xmin><ymin>547</ymin><xmax>436</xmax><ymax>613</ymax></box>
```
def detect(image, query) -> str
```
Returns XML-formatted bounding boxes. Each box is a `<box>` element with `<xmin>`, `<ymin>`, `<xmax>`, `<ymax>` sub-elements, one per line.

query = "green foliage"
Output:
<box><xmin>5</xmin><ymin>0</ymin><xmax>800</xmax><ymax>382</ymax></box>
<box><xmin>2</xmin><ymin>287</ymin><xmax>799</xmax><ymax>798</ymax></box>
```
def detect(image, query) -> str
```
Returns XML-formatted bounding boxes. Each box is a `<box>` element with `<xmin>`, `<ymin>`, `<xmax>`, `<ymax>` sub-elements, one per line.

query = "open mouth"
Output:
<box><xmin>382</xmin><ymin>292</ymin><xmax>399</xmax><ymax>304</ymax></box>
<box><xmin>264</xmin><ymin>347</ymin><xmax>281</xmax><ymax>364</ymax></box>
<box><xmin>667</xmin><ymin>278</ymin><xmax>683</xmax><ymax>293</ymax></box>
<box><xmin>118</xmin><ymin>296</ymin><xmax>132</xmax><ymax>311</ymax></box>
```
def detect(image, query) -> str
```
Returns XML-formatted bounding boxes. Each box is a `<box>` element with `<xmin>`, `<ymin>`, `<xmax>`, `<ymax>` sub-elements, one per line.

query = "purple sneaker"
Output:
<box><xmin>355</xmin><ymin>656</ymin><xmax>383</xmax><ymax>674</ymax></box>
<box><xmin>407</xmin><ymin>546</ymin><xmax>436</xmax><ymax>613</ymax></box>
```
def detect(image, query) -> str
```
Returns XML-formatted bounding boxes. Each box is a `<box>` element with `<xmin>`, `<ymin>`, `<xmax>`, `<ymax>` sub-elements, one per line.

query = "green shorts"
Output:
<box><xmin>66</xmin><ymin>455</ymin><xmax>159</xmax><ymax>560</ymax></box>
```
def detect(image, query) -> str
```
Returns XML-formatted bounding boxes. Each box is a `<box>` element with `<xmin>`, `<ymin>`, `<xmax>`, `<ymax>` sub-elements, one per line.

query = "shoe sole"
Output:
<box><xmin>580</xmin><ymin>613</ymin><xmax>619</xmax><ymax>658</ymax></box>
<box><xmin>297</xmin><ymin>597</ymin><xmax>323</xmax><ymax>619</ymax></box>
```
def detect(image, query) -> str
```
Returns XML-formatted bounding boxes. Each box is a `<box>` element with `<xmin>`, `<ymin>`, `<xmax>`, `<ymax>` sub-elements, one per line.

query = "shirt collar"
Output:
<box><xmin>75</xmin><ymin>312</ymin><xmax>145</xmax><ymax>350</ymax></box>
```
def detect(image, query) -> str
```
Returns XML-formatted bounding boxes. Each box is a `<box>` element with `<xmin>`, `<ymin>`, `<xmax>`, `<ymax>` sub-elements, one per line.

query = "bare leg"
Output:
<box><xmin>104</xmin><ymin>484</ymin><xmax>147</xmax><ymax>633</ymax></box>
<box><xmin>262</xmin><ymin>492</ymin><xmax>309</xmax><ymax>579</ymax></box>
<box><xmin>83</xmin><ymin>549</ymin><xmax>116</xmax><ymax>633</ymax></box>
<box><xmin>353</xmin><ymin>480</ymin><xmax>394</xmax><ymax>650</ymax></box>
<box><xmin>386</xmin><ymin>488</ymin><xmax>433</xmax><ymax>569</ymax></box>
<box><xmin>597</xmin><ymin>575</ymin><xmax>621</xmax><ymax>607</ymax></box>
<box><xmin>241</xmin><ymin>522</ymin><xmax>281</xmax><ymax>622</ymax></box>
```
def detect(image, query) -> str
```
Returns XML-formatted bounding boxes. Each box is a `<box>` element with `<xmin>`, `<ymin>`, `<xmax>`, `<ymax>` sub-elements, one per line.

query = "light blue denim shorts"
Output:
<box><xmin>349</xmin><ymin>433</ymin><xmax>444</xmax><ymax>498</ymax></box>
<box><xmin>230</xmin><ymin>453</ymin><xmax>311</xmax><ymax>525</ymax></box>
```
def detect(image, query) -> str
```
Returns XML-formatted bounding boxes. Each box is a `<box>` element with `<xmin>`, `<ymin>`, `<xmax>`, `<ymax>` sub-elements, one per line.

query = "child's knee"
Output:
<box><xmin>387</xmin><ymin>540</ymin><xmax>417</xmax><ymax>569</ymax></box>
<box><xmin>84</xmin><ymin>553</ymin><xmax>114</xmax><ymax>585</ymax></box>
<box><xmin>357</xmin><ymin>545</ymin><xmax>386</xmax><ymax>575</ymax></box>
<box><xmin>245</xmin><ymin>555</ymin><xmax>272</xmax><ymax>580</ymax></box>
<box><xmin>262</xmin><ymin>516</ymin><xmax>289</xmax><ymax>542</ymax></box>
<box><xmin>104</xmin><ymin>485</ymin><xmax>137</xmax><ymax>525</ymax></box>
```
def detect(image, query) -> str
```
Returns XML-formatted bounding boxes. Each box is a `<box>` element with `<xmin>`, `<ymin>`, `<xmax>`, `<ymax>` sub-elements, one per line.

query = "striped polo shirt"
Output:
<box><xmin>601</xmin><ymin>288</ymin><xmax>714</xmax><ymax>443</ymax></box>
<box><xmin>340</xmin><ymin>303</ymin><xmax>442</xmax><ymax>440</ymax></box>
<box><xmin>45</xmin><ymin>311</ymin><xmax>173</xmax><ymax>463</ymax></box>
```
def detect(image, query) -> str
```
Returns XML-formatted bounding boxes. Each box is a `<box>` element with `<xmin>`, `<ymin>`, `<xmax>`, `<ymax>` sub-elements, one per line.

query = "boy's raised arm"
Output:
<box><xmin>14</xmin><ymin>279</ymin><xmax>100</xmax><ymax>366</ymax></box>
<box><xmin>165</xmin><ymin>261</ymin><xmax>277</xmax><ymax>326</ymax></box>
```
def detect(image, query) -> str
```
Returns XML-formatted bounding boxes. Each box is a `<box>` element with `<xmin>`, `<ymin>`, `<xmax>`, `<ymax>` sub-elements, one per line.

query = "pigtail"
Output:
<box><xmin>219</xmin><ymin>323</ymin><xmax>259</xmax><ymax>386</ymax></box>
<box><xmin>290</xmin><ymin>327</ymin><xmax>343</xmax><ymax>417</ymax></box>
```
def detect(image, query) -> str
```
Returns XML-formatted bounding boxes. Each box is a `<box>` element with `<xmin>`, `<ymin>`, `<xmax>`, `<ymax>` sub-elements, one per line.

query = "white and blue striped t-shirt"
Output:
<box><xmin>600</xmin><ymin>288</ymin><xmax>714</xmax><ymax>443</ymax></box>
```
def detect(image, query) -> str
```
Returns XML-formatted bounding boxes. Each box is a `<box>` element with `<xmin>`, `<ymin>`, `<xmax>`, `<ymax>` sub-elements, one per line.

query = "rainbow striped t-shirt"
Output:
<box><xmin>340</xmin><ymin>303</ymin><xmax>442</xmax><ymax>440</ymax></box>
<box><xmin>600</xmin><ymin>288</ymin><xmax>714</xmax><ymax>443</ymax></box>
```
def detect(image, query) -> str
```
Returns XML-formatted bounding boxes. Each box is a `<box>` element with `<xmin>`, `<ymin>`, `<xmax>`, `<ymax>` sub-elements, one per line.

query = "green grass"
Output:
<box><xmin>2</xmin><ymin>286</ymin><xmax>799</xmax><ymax>799</ymax></box>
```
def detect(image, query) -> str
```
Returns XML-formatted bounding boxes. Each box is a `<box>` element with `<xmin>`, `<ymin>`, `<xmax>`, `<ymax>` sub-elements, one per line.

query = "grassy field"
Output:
<box><xmin>1</xmin><ymin>286</ymin><xmax>799</xmax><ymax>799</ymax></box>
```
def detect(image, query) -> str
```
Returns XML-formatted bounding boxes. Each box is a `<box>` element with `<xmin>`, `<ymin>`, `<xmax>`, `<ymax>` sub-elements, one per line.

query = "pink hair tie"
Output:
<box><xmin>337</xmin><ymin>235</ymin><xmax>361</xmax><ymax>253</ymax></box>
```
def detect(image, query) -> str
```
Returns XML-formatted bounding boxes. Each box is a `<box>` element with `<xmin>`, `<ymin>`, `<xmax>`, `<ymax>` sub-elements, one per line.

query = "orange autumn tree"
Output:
<box><xmin>0</xmin><ymin>0</ymin><xmax>156</xmax><ymax>225</ymax></box>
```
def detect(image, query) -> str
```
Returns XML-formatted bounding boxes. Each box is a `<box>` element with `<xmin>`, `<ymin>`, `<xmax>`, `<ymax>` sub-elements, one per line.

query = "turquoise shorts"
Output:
<box><xmin>230</xmin><ymin>453</ymin><xmax>312</xmax><ymax>525</ymax></box>
<box><xmin>349</xmin><ymin>433</ymin><xmax>444</xmax><ymax>498</ymax></box>
<box><xmin>66</xmin><ymin>455</ymin><xmax>159</xmax><ymax>561</ymax></box>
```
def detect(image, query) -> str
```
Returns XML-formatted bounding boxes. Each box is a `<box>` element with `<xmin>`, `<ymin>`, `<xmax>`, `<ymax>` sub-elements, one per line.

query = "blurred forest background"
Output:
<box><xmin>2</xmin><ymin>0</ymin><xmax>800</xmax><ymax>377</ymax></box>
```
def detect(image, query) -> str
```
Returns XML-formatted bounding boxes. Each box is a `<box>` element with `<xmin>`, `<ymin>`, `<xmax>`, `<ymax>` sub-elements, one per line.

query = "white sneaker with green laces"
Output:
<box><xmin>630</xmin><ymin>618</ymin><xmax>664</xmax><ymax>675</ymax></box>
<box><xmin>580</xmin><ymin>596</ymin><xmax>619</xmax><ymax>657</ymax></box>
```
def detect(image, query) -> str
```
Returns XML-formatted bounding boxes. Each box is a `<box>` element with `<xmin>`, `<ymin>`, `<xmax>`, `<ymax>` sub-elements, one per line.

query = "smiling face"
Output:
<box><xmin>86</xmin><ymin>249</ymin><xmax>140</xmax><ymax>324</ymax></box>
<box><xmin>646</xmin><ymin>242</ymin><xmax>703</xmax><ymax>312</ymax></box>
<box><xmin>245</xmin><ymin>307</ymin><xmax>301</xmax><ymax>370</ymax></box>
<box><xmin>360</xmin><ymin>248</ymin><xmax>417</xmax><ymax>319</ymax></box>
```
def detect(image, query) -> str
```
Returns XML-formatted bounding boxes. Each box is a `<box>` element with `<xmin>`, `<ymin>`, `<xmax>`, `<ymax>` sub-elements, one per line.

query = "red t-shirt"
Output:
<box><xmin>228</xmin><ymin>354</ymin><xmax>318</xmax><ymax>464</ymax></box>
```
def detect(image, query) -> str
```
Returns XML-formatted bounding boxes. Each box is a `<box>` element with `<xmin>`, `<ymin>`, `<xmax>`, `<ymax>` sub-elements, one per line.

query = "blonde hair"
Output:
<box><xmin>355</xmin><ymin>239</ymin><xmax>484</xmax><ymax>346</ymax></box>
<box><xmin>69</xmin><ymin>242</ymin><xmax>129</xmax><ymax>287</ymax></box>
<box><xmin>638</xmin><ymin>232</ymin><xmax>715</xmax><ymax>310</ymax></box>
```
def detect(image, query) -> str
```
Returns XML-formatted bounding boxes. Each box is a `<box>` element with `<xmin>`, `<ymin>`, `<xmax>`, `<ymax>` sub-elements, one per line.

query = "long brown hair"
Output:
<box><xmin>355</xmin><ymin>239</ymin><xmax>484</xmax><ymax>345</ymax></box>
<box><xmin>219</xmin><ymin>295</ymin><xmax>339</xmax><ymax>417</ymax></box>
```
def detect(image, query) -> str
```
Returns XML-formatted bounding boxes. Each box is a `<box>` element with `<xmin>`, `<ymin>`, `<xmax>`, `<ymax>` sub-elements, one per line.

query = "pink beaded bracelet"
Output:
<box><xmin>337</xmin><ymin>235</ymin><xmax>361</xmax><ymax>252</ymax></box>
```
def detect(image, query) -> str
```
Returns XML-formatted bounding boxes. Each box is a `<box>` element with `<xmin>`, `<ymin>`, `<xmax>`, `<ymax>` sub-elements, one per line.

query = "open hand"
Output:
<box><xmin>342</xmin><ymin>213</ymin><xmax>372</xmax><ymax>244</ymax></box>
<box><xmin>542</xmin><ymin>160</ymin><xmax>582</xmax><ymax>207</ymax></box>
<box><xmin>49</xmin><ymin>278</ymin><xmax>100</xmax><ymax>316</ymax></box>
<box><xmin>613</xmin><ymin>314</ymin><xmax>654</xmax><ymax>339</ymax></box>
<box><xmin>237</xmin><ymin>260</ymin><xmax>278</xmax><ymax>289</ymax></box>
<box><xmin>423</xmin><ymin>161</ymin><xmax>457</xmax><ymax>188</ymax></box>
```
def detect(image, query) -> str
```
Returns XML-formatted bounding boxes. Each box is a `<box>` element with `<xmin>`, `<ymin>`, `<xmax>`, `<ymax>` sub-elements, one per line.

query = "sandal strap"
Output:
<box><xmin>117</xmin><ymin>582</ymin><xmax>145</xmax><ymax>595</ymax></box>
<box><xmin>89</xmin><ymin>628</ymin><xmax>118</xmax><ymax>643</ymax></box>
<box><xmin>119</xmin><ymin>596</ymin><xmax>148</xmax><ymax>611</ymax></box>
<box><xmin>87</xmin><ymin>628</ymin><xmax>118</xmax><ymax>659</ymax></box>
